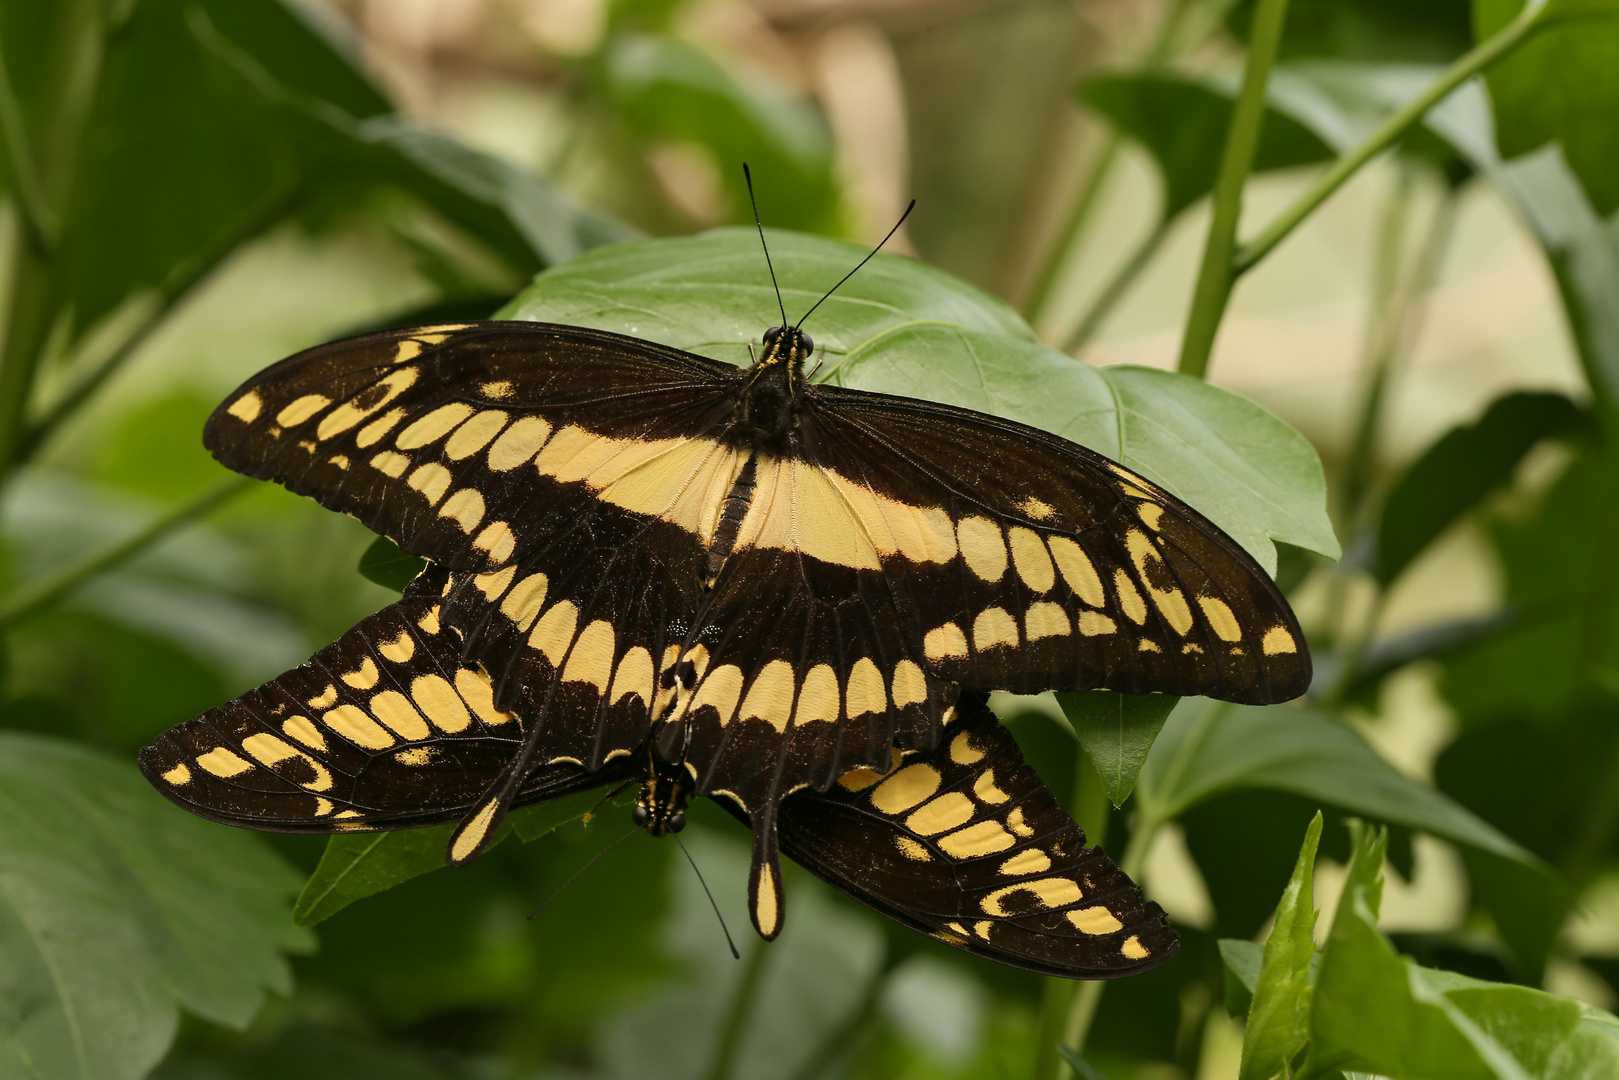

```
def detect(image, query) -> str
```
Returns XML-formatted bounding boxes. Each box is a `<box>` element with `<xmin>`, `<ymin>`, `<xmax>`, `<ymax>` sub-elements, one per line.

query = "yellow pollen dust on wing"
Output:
<box><xmin>1198</xmin><ymin>596</ymin><xmax>1243</xmax><ymax>642</ymax></box>
<box><xmin>1019</xmin><ymin>496</ymin><xmax>1055</xmax><ymax>520</ymax></box>
<box><xmin>1263</xmin><ymin>625</ymin><xmax>1298</xmax><ymax>655</ymax></box>
<box><xmin>196</xmin><ymin>747</ymin><xmax>253</xmax><ymax>778</ymax></box>
<box><xmin>938</xmin><ymin>820</ymin><xmax>1015</xmax><ymax>858</ymax></box>
<box><xmin>529</xmin><ymin>600</ymin><xmax>579</xmax><ymax>666</ymax></box>
<box><xmin>949</xmin><ymin>732</ymin><xmax>984</xmax><ymax>765</ymax></box>
<box><xmin>795</xmin><ymin>664</ymin><xmax>840</xmax><ymax>724</ymax></box>
<box><xmin>924</xmin><ymin>622</ymin><xmax>968</xmax><ymax>661</ymax></box>
<box><xmin>1009</xmin><ymin>527</ymin><xmax>1055</xmax><ymax>592</ymax></box>
<box><xmin>322</xmin><ymin>704</ymin><xmax>395</xmax><ymax>749</ymax></box>
<box><xmin>981</xmin><ymin>877</ymin><xmax>1083</xmax><ymax>916</ymax></box>
<box><xmin>395</xmin><ymin>747</ymin><xmax>434</xmax><ymax>766</ymax></box>
<box><xmin>1127</xmin><ymin>530</ymin><xmax>1193</xmax><ymax>635</ymax></box>
<box><xmin>369</xmin><ymin>690</ymin><xmax>431</xmax><ymax>740</ymax></box>
<box><xmin>439</xmin><ymin>488</ymin><xmax>486</xmax><ymax>533</ymax></box>
<box><xmin>610</xmin><ymin>646</ymin><xmax>654</xmax><ymax>706</ymax></box>
<box><xmin>474</xmin><ymin>521</ymin><xmax>516</xmax><ymax>563</ymax></box>
<box><xmin>1121</xmin><ymin>935</ymin><xmax>1150</xmax><ymax>960</ymax></box>
<box><xmin>844</xmin><ymin>658</ymin><xmax>887</xmax><ymax>718</ymax></box>
<box><xmin>895</xmin><ymin>836</ymin><xmax>932</xmax><ymax>861</ymax></box>
<box><xmin>891</xmin><ymin>659</ymin><xmax>928</xmax><ymax>708</ymax></box>
<box><xmin>277</xmin><ymin>394</ymin><xmax>331</xmax><ymax>427</ymax></box>
<box><xmin>500</xmin><ymin>572</ymin><xmax>549</xmax><ymax>630</ymax></box>
<box><xmin>1000</xmin><ymin>848</ymin><xmax>1050</xmax><ymax>876</ymax></box>
<box><xmin>973</xmin><ymin>768</ymin><xmax>1010</xmax><ymax>804</ymax></box>
<box><xmin>562</xmin><ymin>620</ymin><xmax>617</xmax><ymax>692</ymax></box>
<box><xmin>1047</xmin><ymin>536</ymin><xmax>1106</xmax><ymax>607</ymax></box>
<box><xmin>479</xmin><ymin>380</ymin><xmax>512</xmax><ymax>399</ymax></box>
<box><xmin>357</xmin><ymin>407</ymin><xmax>408</xmax><ymax>448</ymax></box>
<box><xmin>906</xmin><ymin>792</ymin><xmax>974</xmax><ymax>835</ymax></box>
<box><xmin>162</xmin><ymin>762</ymin><xmax>192</xmax><ymax>785</ymax></box>
<box><xmin>227</xmin><ymin>391</ymin><xmax>262</xmax><ymax>422</ymax></box>
<box><xmin>283</xmin><ymin>716</ymin><xmax>326</xmax><ymax>751</ymax></box>
<box><xmin>342</xmin><ymin>657</ymin><xmax>380</xmax><ymax>689</ymax></box>
<box><xmin>871</xmin><ymin>763</ymin><xmax>942</xmax><ymax>814</ymax></box>
<box><xmin>455</xmin><ymin>667</ymin><xmax>511</xmax><ymax>726</ymax></box>
<box><xmin>379</xmin><ymin>630</ymin><xmax>415</xmax><ymax>663</ymax></box>
<box><xmin>487</xmin><ymin>415</ymin><xmax>552</xmax><ymax>471</ymax></box>
<box><xmin>956</xmin><ymin>516</ymin><xmax>1008</xmax><ymax>582</ymax></box>
<box><xmin>973</xmin><ymin>607</ymin><xmax>1019</xmax><ymax>651</ymax></box>
<box><xmin>1024</xmin><ymin>601</ymin><xmax>1071</xmax><ymax>641</ymax></box>
<box><xmin>739</xmin><ymin>659</ymin><xmax>795</xmax><ymax>727</ymax></box>
<box><xmin>1114</xmin><ymin>570</ymin><xmax>1149</xmax><ymax>624</ymax></box>
<box><xmin>370</xmin><ymin>451</ymin><xmax>409</xmax><ymax>478</ymax></box>
<box><xmin>408</xmin><ymin>463</ymin><xmax>453</xmax><ymax>505</ymax></box>
<box><xmin>444</xmin><ymin>410</ymin><xmax>508</xmax><ymax>459</ymax></box>
<box><xmin>1069</xmin><ymin>907</ymin><xmax>1124</xmax><ymax>935</ymax></box>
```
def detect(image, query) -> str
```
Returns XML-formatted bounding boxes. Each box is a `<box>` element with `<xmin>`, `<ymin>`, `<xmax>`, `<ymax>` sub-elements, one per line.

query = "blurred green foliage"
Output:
<box><xmin>3</xmin><ymin>0</ymin><xmax>1619</xmax><ymax>1078</ymax></box>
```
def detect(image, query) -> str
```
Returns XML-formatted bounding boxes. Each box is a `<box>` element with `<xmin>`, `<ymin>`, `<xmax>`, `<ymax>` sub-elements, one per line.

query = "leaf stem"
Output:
<box><xmin>1064</xmin><ymin>216</ymin><xmax>1172</xmax><ymax>353</ymax></box>
<box><xmin>0</xmin><ymin>476</ymin><xmax>252</xmax><ymax>629</ymax></box>
<box><xmin>1230</xmin><ymin>0</ymin><xmax>1548</xmax><ymax>278</ymax></box>
<box><xmin>704</xmin><ymin>937</ymin><xmax>770</xmax><ymax>1080</ymax></box>
<box><xmin>1176</xmin><ymin>0</ymin><xmax>1292</xmax><ymax>379</ymax></box>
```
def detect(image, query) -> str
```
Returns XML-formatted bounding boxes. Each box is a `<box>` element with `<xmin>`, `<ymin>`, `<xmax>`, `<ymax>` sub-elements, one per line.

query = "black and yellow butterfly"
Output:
<box><xmin>140</xmin><ymin>299</ymin><xmax>1307</xmax><ymax>977</ymax></box>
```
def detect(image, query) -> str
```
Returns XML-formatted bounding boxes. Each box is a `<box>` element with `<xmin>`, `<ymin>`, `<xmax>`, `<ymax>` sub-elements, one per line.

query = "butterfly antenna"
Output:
<box><xmin>675</xmin><ymin>834</ymin><xmax>741</xmax><ymax>959</ymax></box>
<box><xmin>795</xmin><ymin>199</ymin><xmax>915</xmax><ymax>330</ymax></box>
<box><xmin>743</xmin><ymin>163</ymin><xmax>789</xmax><ymax>329</ymax></box>
<box><xmin>582</xmin><ymin>780</ymin><xmax>634</xmax><ymax>826</ymax></box>
<box><xmin>528</xmin><ymin>824</ymin><xmax>641</xmax><ymax>921</ymax></box>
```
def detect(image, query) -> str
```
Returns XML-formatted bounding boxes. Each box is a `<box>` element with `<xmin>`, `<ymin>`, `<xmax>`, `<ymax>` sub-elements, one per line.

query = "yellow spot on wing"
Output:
<box><xmin>474</xmin><ymin>521</ymin><xmax>516</xmax><ymax>563</ymax></box>
<box><xmin>369</xmin><ymin>690</ymin><xmax>431</xmax><ymax>740</ymax></box>
<box><xmin>1128</xmin><ymin>530</ymin><xmax>1193</xmax><ymax>634</ymax></box>
<box><xmin>838</xmin><ymin>766</ymin><xmax>885</xmax><ymax>792</ymax></box>
<box><xmin>1069</xmin><ymin>907</ymin><xmax>1124</xmax><ymax>935</ymax></box>
<box><xmin>323</xmin><ymin>705</ymin><xmax>394</xmax><ymax>749</ymax></box>
<box><xmin>408</xmin><ymin>673</ymin><xmax>470</xmax><ymax>733</ymax></box>
<box><xmin>1000</xmin><ymin>849</ymin><xmax>1051</xmax><ymax>876</ymax></box>
<box><xmin>1078</xmin><ymin>611</ymin><xmax>1116</xmax><ymax>635</ymax></box>
<box><xmin>871</xmin><ymin>764</ymin><xmax>942</xmax><ymax>814</ymax></box>
<box><xmin>445</xmin><ymin>410</ymin><xmax>508</xmax><ymax>459</ymax></box>
<box><xmin>981</xmin><ymin>877</ymin><xmax>1082</xmax><ymax>916</ymax></box>
<box><xmin>891</xmin><ymin>660</ymin><xmax>927</xmax><ymax>708</ymax></box>
<box><xmin>795</xmin><ymin>664</ymin><xmax>840</xmax><ymax>724</ymax></box>
<box><xmin>418</xmin><ymin>606</ymin><xmax>441</xmax><ymax>634</ymax></box>
<box><xmin>1121</xmin><ymin>935</ymin><xmax>1150</xmax><ymax>959</ymax></box>
<box><xmin>342</xmin><ymin>657</ymin><xmax>379</xmax><ymax>689</ymax></box>
<box><xmin>1199</xmin><ymin>596</ymin><xmax>1243</xmax><ymax>642</ymax></box>
<box><xmin>1138</xmin><ymin>503</ymin><xmax>1165</xmax><ymax>530</ymax></box>
<box><xmin>283</xmin><ymin>716</ymin><xmax>326</xmax><ymax>751</ymax></box>
<box><xmin>1019</xmin><ymin>496</ymin><xmax>1055</xmax><ymax>520</ymax></box>
<box><xmin>370</xmin><ymin>451</ymin><xmax>409</xmax><ymax>478</ymax></box>
<box><xmin>609</xmin><ymin>646</ymin><xmax>654</xmax><ymax>706</ymax></box>
<box><xmin>937</xmin><ymin>819</ymin><xmax>1015</xmax><ymax>857</ymax></box>
<box><xmin>529</xmin><ymin>601</ymin><xmax>579</xmax><ymax>666</ymax></box>
<box><xmin>924</xmin><ymin>622</ymin><xmax>968</xmax><ymax>661</ymax></box>
<box><xmin>1115</xmin><ymin>570</ymin><xmax>1148</xmax><ymax>624</ymax></box>
<box><xmin>973</xmin><ymin>768</ymin><xmax>1010</xmax><ymax>804</ymax></box>
<box><xmin>1138</xmin><ymin>639</ymin><xmax>1160</xmax><ymax>653</ymax></box>
<box><xmin>474</xmin><ymin>565</ymin><xmax>515</xmax><ymax>600</ymax></box>
<box><xmin>318</xmin><ymin>369</ymin><xmax>420</xmax><ymax>440</ymax></box>
<box><xmin>690</xmin><ymin>663</ymin><xmax>744</xmax><ymax>723</ymax></box>
<box><xmin>950</xmin><ymin>732</ymin><xmax>983</xmax><ymax>765</ymax></box>
<box><xmin>1009</xmin><ymin>527</ymin><xmax>1055</xmax><ymax>592</ymax></box>
<box><xmin>957</xmin><ymin>517</ymin><xmax>1007</xmax><ymax>582</ymax></box>
<box><xmin>487</xmin><ymin>416</ymin><xmax>552</xmax><ymax>471</ymax></box>
<box><xmin>162</xmin><ymin>763</ymin><xmax>192</xmax><ymax>785</ymax></box>
<box><xmin>563</xmin><ymin>620</ymin><xmax>616</xmax><ymax>692</ymax></box>
<box><xmin>379</xmin><ymin>630</ymin><xmax>415</xmax><ymax>663</ymax></box>
<box><xmin>895</xmin><ymin>837</ymin><xmax>931</xmax><ymax>861</ymax></box>
<box><xmin>397</xmin><ymin>403</ymin><xmax>474</xmax><ymax>449</ymax></box>
<box><xmin>455</xmin><ymin>668</ymin><xmax>510</xmax><ymax>725</ymax></box>
<box><xmin>972</xmin><ymin>607</ymin><xmax>1019</xmax><ymax>651</ymax></box>
<box><xmin>1263</xmin><ymin>625</ymin><xmax>1298</xmax><ymax>655</ymax></box>
<box><xmin>277</xmin><ymin>394</ymin><xmax>330</xmax><ymax>427</ymax></box>
<box><xmin>500</xmin><ymin>572</ymin><xmax>549</xmax><ymax>630</ymax></box>
<box><xmin>1007</xmin><ymin>807</ymin><xmax>1033</xmax><ymax>837</ymax></box>
<box><xmin>438</xmin><ymin>488</ymin><xmax>486</xmax><ymax>532</ymax></box>
<box><xmin>1024</xmin><ymin>601</ymin><xmax>1071</xmax><ymax>641</ymax></box>
<box><xmin>844</xmin><ymin>658</ymin><xmax>887</xmax><ymax>718</ymax></box>
<box><xmin>1048</xmin><ymin>536</ymin><xmax>1105</xmax><ymax>607</ymax></box>
<box><xmin>357</xmin><ymin>407</ymin><xmax>407</xmax><ymax>448</ymax></box>
<box><xmin>906</xmin><ymin>792</ymin><xmax>974</xmax><ymax>835</ymax></box>
<box><xmin>407</xmin><ymin>463</ymin><xmax>453</xmax><ymax>505</ymax></box>
<box><xmin>242</xmin><ymin>733</ymin><xmax>332</xmax><ymax>791</ymax></box>
<box><xmin>227</xmin><ymin>391</ymin><xmax>263</xmax><ymax>422</ymax></box>
<box><xmin>739</xmin><ymin>660</ymin><xmax>795</xmax><ymax>727</ymax></box>
<box><xmin>308</xmin><ymin>685</ymin><xmax>338</xmax><ymax>709</ymax></box>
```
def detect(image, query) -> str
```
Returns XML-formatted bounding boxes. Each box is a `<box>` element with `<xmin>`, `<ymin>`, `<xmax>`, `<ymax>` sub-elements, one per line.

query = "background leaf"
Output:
<box><xmin>356</xmin><ymin>535</ymin><xmax>427</xmax><ymax>594</ymax></box>
<box><xmin>1239</xmin><ymin>812</ymin><xmax>1321</xmax><ymax>1080</ymax></box>
<box><xmin>0</xmin><ymin>733</ymin><xmax>309</xmax><ymax>1080</ymax></box>
<box><xmin>1055</xmin><ymin>691</ymin><xmax>1178</xmax><ymax>806</ymax></box>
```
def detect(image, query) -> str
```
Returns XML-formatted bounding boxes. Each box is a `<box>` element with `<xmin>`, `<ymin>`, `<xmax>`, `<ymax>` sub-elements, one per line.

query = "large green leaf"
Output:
<box><xmin>1476</xmin><ymin>0</ymin><xmax>1619</xmax><ymax>216</ymax></box>
<box><xmin>1055</xmin><ymin>691</ymin><xmax>1178</xmax><ymax>806</ymax></box>
<box><xmin>1079</xmin><ymin>74</ymin><xmax>1335</xmax><ymax>218</ymax></box>
<box><xmin>1134</xmin><ymin>698</ymin><xmax>1532</xmax><ymax>864</ymax></box>
<box><xmin>0</xmin><ymin>733</ymin><xmax>309</xmax><ymax>1080</ymax></box>
<box><xmin>503</xmin><ymin>229</ymin><xmax>1339</xmax><ymax>571</ymax></box>
<box><xmin>1239</xmin><ymin>813</ymin><xmax>1322</xmax><ymax>1080</ymax></box>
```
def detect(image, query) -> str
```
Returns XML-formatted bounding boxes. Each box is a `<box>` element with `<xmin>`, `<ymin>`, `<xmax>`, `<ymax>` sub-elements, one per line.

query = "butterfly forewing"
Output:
<box><xmin>775</xmin><ymin>694</ymin><xmax>1177</xmax><ymax>978</ymax></box>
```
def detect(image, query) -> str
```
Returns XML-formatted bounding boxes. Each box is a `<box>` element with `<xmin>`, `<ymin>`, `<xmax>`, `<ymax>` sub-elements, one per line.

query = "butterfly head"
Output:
<box><xmin>633</xmin><ymin>751</ymin><xmax>692</xmax><ymax>837</ymax></box>
<box><xmin>759</xmin><ymin>326</ymin><xmax>814</xmax><ymax>368</ymax></box>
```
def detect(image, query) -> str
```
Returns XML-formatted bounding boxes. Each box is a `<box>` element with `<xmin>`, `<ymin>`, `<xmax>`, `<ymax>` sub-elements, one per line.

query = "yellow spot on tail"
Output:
<box><xmin>1069</xmin><ymin>907</ymin><xmax>1124</xmax><ymax>935</ymax></box>
<box><xmin>1048</xmin><ymin>536</ymin><xmax>1106</xmax><ymax>607</ymax></box>
<box><xmin>277</xmin><ymin>394</ymin><xmax>330</xmax><ymax>427</ymax></box>
<box><xmin>754</xmin><ymin>863</ymin><xmax>780</xmax><ymax>937</ymax></box>
<box><xmin>972</xmin><ymin>607</ymin><xmax>1019</xmax><ymax>651</ymax></box>
<box><xmin>906</xmin><ymin>792</ymin><xmax>974</xmax><ymax>836</ymax></box>
<box><xmin>949</xmin><ymin>731</ymin><xmax>983</xmax><ymax>765</ymax></box>
<box><xmin>924</xmin><ymin>622</ymin><xmax>968</xmax><ymax>661</ymax></box>
<box><xmin>890</xmin><ymin>660</ymin><xmax>928</xmax><ymax>708</ymax></box>
<box><xmin>196</xmin><ymin>747</ymin><xmax>253</xmax><ymax>778</ymax></box>
<box><xmin>1121</xmin><ymin>935</ymin><xmax>1150</xmax><ymax>959</ymax></box>
<box><xmin>162</xmin><ymin>763</ymin><xmax>192</xmax><ymax>785</ymax></box>
<box><xmin>957</xmin><ymin>516</ymin><xmax>1007</xmax><ymax>582</ymax></box>
<box><xmin>981</xmin><ymin>877</ymin><xmax>1083</xmax><ymax>916</ymax></box>
<box><xmin>227</xmin><ymin>391</ymin><xmax>262</xmax><ymax>422</ymax></box>
<box><xmin>450</xmin><ymin>801</ymin><xmax>501</xmax><ymax>863</ymax></box>
<box><xmin>871</xmin><ymin>764</ymin><xmax>942</xmax><ymax>814</ymax></box>
<box><xmin>937</xmin><ymin>820</ymin><xmax>1015</xmax><ymax>858</ymax></box>
<box><xmin>1263</xmin><ymin>625</ymin><xmax>1298</xmax><ymax>655</ymax></box>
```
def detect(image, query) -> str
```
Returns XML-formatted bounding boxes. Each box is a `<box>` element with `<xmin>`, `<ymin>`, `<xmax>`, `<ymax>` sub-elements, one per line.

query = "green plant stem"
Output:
<box><xmin>0</xmin><ymin>476</ymin><xmax>252</xmax><ymax>629</ymax></box>
<box><xmin>1176</xmin><ymin>0</ymin><xmax>1292</xmax><ymax>379</ymax></box>
<box><xmin>1064</xmin><ymin>216</ymin><xmax>1172</xmax><ymax>352</ymax></box>
<box><xmin>1024</xmin><ymin>134</ymin><xmax>1122</xmax><ymax>327</ymax></box>
<box><xmin>1231</xmin><ymin>0</ymin><xmax>1548</xmax><ymax>278</ymax></box>
<box><xmin>705</xmin><ymin>939</ymin><xmax>770</xmax><ymax>1080</ymax></box>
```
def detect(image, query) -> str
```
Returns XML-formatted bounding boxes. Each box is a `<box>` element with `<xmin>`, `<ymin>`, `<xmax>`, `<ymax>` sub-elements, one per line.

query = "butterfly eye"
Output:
<box><xmin>798</xmin><ymin>332</ymin><xmax>814</xmax><ymax>356</ymax></box>
<box><xmin>763</xmin><ymin>327</ymin><xmax>782</xmax><ymax>345</ymax></box>
<box><xmin>668</xmin><ymin>812</ymin><xmax>686</xmax><ymax>833</ymax></box>
<box><xmin>632</xmin><ymin>804</ymin><xmax>650</xmax><ymax>827</ymax></box>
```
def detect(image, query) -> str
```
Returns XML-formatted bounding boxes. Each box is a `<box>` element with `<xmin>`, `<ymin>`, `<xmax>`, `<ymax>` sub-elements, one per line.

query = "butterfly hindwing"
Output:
<box><xmin>775</xmin><ymin>693</ymin><xmax>1177</xmax><ymax>978</ymax></box>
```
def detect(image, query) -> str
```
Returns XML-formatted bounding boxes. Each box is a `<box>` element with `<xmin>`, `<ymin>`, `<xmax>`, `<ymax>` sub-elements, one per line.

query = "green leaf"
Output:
<box><xmin>1055</xmin><ymin>691</ymin><xmax>1178</xmax><ymax>806</ymax></box>
<box><xmin>0</xmin><ymin>732</ymin><xmax>309</xmax><ymax>1080</ymax></box>
<box><xmin>1476</xmin><ymin>0</ymin><xmax>1619</xmax><ymax>215</ymax></box>
<box><xmin>1226</xmin><ymin>0</ymin><xmax>1476</xmax><ymax>63</ymax></box>
<box><xmin>1240</xmin><ymin>812</ymin><xmax>1322</xmax><ymax>1080</ymax></box>
<box><xmin>1135</xmin><ymin>699</ymin><xmax>1533</xmax><ymax>865</ymax></box>
<box><xmin>292</xmin><ymin>787</ymin><xmax>613</xmax><ymax>926</ymax></box>
<box><xmin>1079</xmin><ymin>74</ymin><xmax>1335</xmax><ymax>218</ymax></box>
<box><xmin>1055</xmin><ymin>1044</ymin><xmax>1109</xmax><ymax>1080</ymax></box>
<box><xmin>504</xmin><ymin>228</ymin><xmax>1340</xmax><ymax>571</ymax></box>
<box><xmin>357</xmin><ymin>535</ymin><xmax>427</xmax><ymax>593</ymax></box>
<box><xmin>1375</xmin><ymin>390</ymin><xmax>1585</xmax><ymax>585</ymax></box>
<box><xmin>600</xmin><ymin>33</ymin><xmax>840</xmax><ymax>233</ymax></box>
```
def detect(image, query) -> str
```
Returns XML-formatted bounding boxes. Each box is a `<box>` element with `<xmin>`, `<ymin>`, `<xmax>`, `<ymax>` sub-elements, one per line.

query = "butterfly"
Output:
<box><xmin>138</xmin><ymin>227</ymin><xmax>1308</xmax><ymax>977</ymax></box>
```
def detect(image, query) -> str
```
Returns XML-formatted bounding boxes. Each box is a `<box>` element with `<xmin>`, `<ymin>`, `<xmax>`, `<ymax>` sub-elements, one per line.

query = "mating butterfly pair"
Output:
<box><xmin>141</xmin><ymin>310</ymin><xmax>1307</xmax><ymax>978</ymax></box>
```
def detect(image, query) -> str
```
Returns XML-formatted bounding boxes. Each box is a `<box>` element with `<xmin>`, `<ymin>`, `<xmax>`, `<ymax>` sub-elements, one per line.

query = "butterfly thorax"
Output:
<box><xmin>631</xmin><ymin>747</ymin><xmax>691</xmax><ymax>836</ymax></box>
<box><xmin>735</xmin><ymin>325</ymin><xmax>813</xmax><ymax>448</ymax></box>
